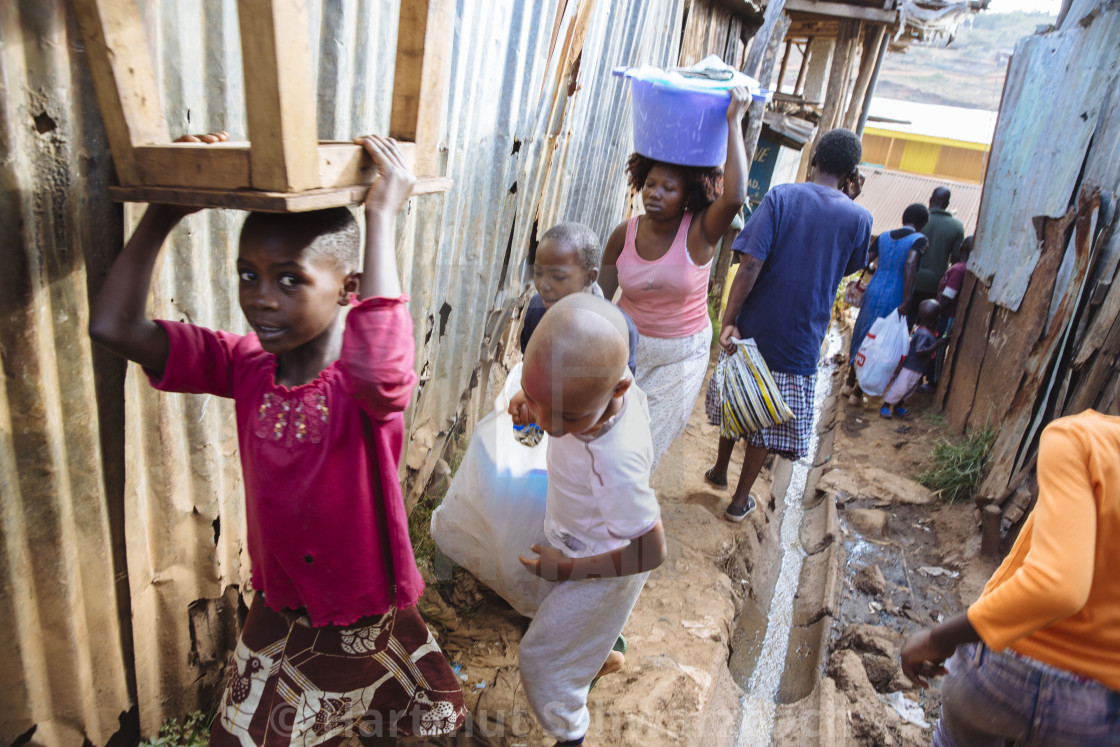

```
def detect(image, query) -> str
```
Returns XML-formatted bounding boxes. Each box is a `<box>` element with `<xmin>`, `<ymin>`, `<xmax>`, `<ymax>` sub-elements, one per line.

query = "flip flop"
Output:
<box><xmin>724</xmin><ymin>494</ymin><xmax>758</xmax><ymax>523</ymax></box>
<box><xmin>704</xmin><ymin>467</ymin><xmax>729</xmax><ymax>490</ymax></box>
<box><xmin>589</xmin><ymin>634</ymin><xmax>628</xmax><ymax>691</ymax></box>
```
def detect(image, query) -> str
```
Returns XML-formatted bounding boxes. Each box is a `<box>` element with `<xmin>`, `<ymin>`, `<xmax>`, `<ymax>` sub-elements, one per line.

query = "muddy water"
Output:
<box><xmin>732</xmin><ymin>329</ymin><xmax>842</xmax><ymax>746</ymax></box>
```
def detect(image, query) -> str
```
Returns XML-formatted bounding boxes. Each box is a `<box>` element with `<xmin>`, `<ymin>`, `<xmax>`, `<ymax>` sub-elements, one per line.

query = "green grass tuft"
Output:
<box><xmin>923</xmin><ymin>412</ymin><xmax>947</xmax><ymax>428</ymax></box>
<box><xmin>140</xmin><ymin>712</ymin><xmax>211</xmax><ymax>747</ymax></box>
<box><xmin>409</xmin><ymin>490</ymin><xmax>441</xmax><ymax>568</ymax></box>
<box><xmin>916</xmin><ymin>426</ymin><xmax>996</xmax><ymax>503</ymax></box>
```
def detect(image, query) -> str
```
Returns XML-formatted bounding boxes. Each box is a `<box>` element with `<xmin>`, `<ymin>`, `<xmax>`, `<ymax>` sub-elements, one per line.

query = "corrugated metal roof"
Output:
<box><xmin>866</xmin><ymin>97</ymin><xmax>998</xmax><ymax>146</ymax></box>
<box><xmin>857</xmin><ymin>167</ymin><xmax>983</xmax><ymax>236</ymax></box>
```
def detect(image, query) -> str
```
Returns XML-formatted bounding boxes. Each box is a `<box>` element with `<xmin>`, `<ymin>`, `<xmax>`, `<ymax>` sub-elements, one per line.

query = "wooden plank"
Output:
<box><xmin>389</xmin><ymin>0</ymin><xmax>454</xmax><ymax>176</ymax></box>
<box><xmin>72</xmin><ymin>0</ymin><xmax>169</xmax><ymax>184</ymax></box>
<box><xmin>776</xmin><ymin>39</ymin><xmax>793</xmax><ymax>94</ymax></box>
<box><xmin>980</xmin><ymin>504</ymin><xmax>1001</xmax><ymax>556</ymax></box>
<box><xmin>812</xmin><ymin>18</ymin><xmax>859</xmax><ymax>152</ymax></box>
<box><xmin>131</xmin><ymin>142</ymin><xmax>416</xmax><ymax>191</ymax></box>
<box><xmin>941</xmin><ymin>272</ymin><xmax>995</xmax><ymax>433</ymax></box>
<box><xmin>974</xmin><ymin>196</ymin><xmax>1094</xmax><ymax>501</ymax></box>
<box><xmin>964</xmin><ymin>212</ymin><xmax>1071</xmax><ymax>433</ymax></box>
<box><xmin>843</xmin><ymin>25</ymin><xmax>884</xmax><ymax>130</ymax></box>
<box><xmin>108</xmin><ymin>176</ymin><xmax>453</xmax><ymax>213</ymax></box>
<box><xmin>775</xmin><ymin>0</ymin><xmax>897</xmax><ymax>23</ymax></box>
<box><xmin>135</xmin><ymin>143</ymin><xmax>252</xmax><ymax>189</ymax></box>
<box><xmin>793</xmin><ymin>36</ymin><xmax>812</xmax><ymax>95</ymax></box>
<box><xmin>969</xmin><ymin>8</ymin><xmax>1120</xmax><ymax>309</ymax></box>
<box><xmin>742</xmin><ymin>0</ymin><xmax>790</xmax><ymax>170</ymax></box>
<box><xmin>237</xmin><ymin>0</ymin><xmax>320</xmax><ymax>192</ymax></box>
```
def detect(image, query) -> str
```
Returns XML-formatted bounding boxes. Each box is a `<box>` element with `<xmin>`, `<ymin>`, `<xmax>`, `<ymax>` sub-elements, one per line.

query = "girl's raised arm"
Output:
<box><xmin>698</xmin><ymin>86</ymin><xmax>751</xmax><ymax>246</ymax></box>
<box><xmin>89</xmin><ymin>204</ymin><xmax>196</xmax><ymax>375</ymax></box>
<box><xmin>353</xmin><ymin>135</ymin><xmax>416</xmax><ymax>300</ymax></box>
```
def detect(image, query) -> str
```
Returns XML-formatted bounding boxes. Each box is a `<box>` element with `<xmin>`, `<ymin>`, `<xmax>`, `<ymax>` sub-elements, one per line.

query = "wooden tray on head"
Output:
<box><xmin>74</xmin><ymin>0</ymin><xmax>454</xmax><ymax>212</ymax></box>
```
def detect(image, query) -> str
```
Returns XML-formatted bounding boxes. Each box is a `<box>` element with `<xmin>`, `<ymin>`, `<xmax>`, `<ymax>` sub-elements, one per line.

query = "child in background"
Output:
<box><xmin>89</xmin><ymin>136</ymin><xmax>465</xmax><ymax>744</ymax></box>
<box><xmin>931</xmin><ymin>235</ymin><xmax>972</xmax><ymax>384</ymax></box>
<box><xmin>880</xmin><ymin>298</ymin><xmax>948</xmax><ymax>419</ymax></box>
<box><xmin>508</xmin><ymin>294</ymin><xmax>667</xmax><ymax>746</ymax></box>
<box><xmin>520</xmin><ymin>222</ymin><xmax>640</xmax><ymax>374</ymax></box>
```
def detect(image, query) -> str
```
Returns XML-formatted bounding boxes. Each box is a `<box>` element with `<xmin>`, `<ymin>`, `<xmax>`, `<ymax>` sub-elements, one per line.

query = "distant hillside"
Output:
<box><xmin>875</xmin><ymin>10</ymin><xmax>1055</xmax><ymax>110</ymax></box>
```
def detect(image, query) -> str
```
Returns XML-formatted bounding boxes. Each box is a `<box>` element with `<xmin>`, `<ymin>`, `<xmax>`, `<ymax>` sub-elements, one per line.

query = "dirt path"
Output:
<box><xmin>415</xmin><ymin>351</ymin><xmax>999</xmax><ymax>746</ymax></box>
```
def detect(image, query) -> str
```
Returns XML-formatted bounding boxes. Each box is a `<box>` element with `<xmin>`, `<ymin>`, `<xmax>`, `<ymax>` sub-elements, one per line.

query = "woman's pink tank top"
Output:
<box><xmin>616</xmin><ymin>213</ymin><xmax>712</xmax><ymax>339</ymax></box>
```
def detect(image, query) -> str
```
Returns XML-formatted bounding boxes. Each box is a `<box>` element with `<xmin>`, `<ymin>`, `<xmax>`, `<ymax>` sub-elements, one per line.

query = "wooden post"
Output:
<box><xmin>844</xmin><ymin>25</ymin><xmax>885</xmax><ymax>130</ymax></box>
<box><xmin>71</xmin><ymin>0</ymin><xmax>169</xmax><ymax>185</ymax></box>
<box><xmin>793</xmin><ymin>40</ymin><xmax>810</xmax><ymax>96</ymax></box>
<box><xmin>742</xmin><ymin>0</ymin><xmax>790</xmax><ymax>170</ymax></box>
<box><xmin>856</xmin><ymin>26</ymin><xmax>889</xmax><ymax>135</ymax></box>
<box><xmin>390</xmin><ymin>0</ymin><xmax>455</xmax><ymax>176</ymax></box>
<box><xmin>776</xmin><ymin>39</ymin><xmax>793</xmax><ymax>94</ymax></box>
<box><xmin>980</xmin><ymin>504</ymin><xmax>1002</xmax><ymax>557</ymax></box>
<box><xmin>813</xmin><ymin>19</ymin><xmax>860</xmax><ymax>150</ymax></box>
<box><xmin>238</xmin><ymin>0</ymin><xmax>321</xmax><ymax>192</ymax></box>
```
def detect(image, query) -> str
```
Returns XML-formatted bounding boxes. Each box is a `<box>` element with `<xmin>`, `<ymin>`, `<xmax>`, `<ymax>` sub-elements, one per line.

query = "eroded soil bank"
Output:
<box><xmin>773</xmin><ymin>383</ymin><xmax>999</xmax><ymax>746</ymax></box>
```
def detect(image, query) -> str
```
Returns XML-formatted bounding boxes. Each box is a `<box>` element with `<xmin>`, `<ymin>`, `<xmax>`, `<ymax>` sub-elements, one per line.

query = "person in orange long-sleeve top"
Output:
<box><xmin>901</xmin><ymin>378</ymin><xmax>1120</xmax><ymax>746</ymax></box>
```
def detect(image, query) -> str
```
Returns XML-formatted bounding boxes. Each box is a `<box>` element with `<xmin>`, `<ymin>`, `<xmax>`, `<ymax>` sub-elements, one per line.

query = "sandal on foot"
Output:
<box><xmin>724</xmin><ymin>494</ymin><xmax>758</xmax><ymax>523</ymax></box>
<box><xmin>704</xmin><ymin>467</ymin><xmax>729</xmax><ymax>490</ymax></box>
<box><xmin>589</xmin><ymin>635</ymin><xmax>628</xmax><ymax>691</ymax></box>
<box><xmin>880</xmin><ymin>405</ymin><xmax>893</xmax><ymax>419</ymax></box>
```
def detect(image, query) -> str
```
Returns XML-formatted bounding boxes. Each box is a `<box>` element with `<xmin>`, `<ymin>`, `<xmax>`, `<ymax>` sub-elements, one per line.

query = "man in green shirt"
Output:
<box><xmin>915</xmin><ymin>186</ymin><xmax>965</xmax><ymax>308</ymax></box>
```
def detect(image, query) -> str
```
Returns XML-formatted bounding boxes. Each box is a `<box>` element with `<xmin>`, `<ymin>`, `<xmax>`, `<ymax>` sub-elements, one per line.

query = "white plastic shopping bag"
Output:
<box><xmin>854</xmin><ymin>310</ymin><xmax>910</xmax><ymax>397</ymax></box>
<box><xmin>430</xmin><ymin>362</ymin><xmax>551</xmax><ymax>617</ymax></box>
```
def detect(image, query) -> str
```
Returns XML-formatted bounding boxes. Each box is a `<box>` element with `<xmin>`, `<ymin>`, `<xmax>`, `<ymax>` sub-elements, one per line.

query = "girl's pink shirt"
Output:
<box><xmin>147</xmin><ymin>295</ymin><xmax>423</xmax><ymax>627</ymax></box>
<box><xmin>616</xmin><ymin>213</ymin><xmax>712</xmax><ymax>339</ymax></box>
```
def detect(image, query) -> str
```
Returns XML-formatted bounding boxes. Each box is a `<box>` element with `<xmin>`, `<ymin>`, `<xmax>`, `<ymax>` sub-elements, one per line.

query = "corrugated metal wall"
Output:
<box><xmin>0</xmin><ymin>0</ymin><xmax>684</xmax><ymax>742</ymax></box>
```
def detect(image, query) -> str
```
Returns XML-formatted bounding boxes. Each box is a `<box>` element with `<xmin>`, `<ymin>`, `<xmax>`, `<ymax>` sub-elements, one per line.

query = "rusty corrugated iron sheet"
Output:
<box><xmin>857</xmin><ymin>167</ymin><xmax>982</xmax><ymax>235</ymax></box>
<box><xmin>967</xmin><ymin>2</ymin><xmax>1120</xmax><ymax>312</ymax></box>
<box><xmin>1</xmin><ymin>0</ymin><xmax>687</xmax><ymax>742</ymax></box>
<box><xmin>938</xmin><ymin>0</ymin><xmax>1120</xmax><ymax>530</ymax></box>
<box><xmin>0</xmin><ymin>2</ymin><xmax>133</xmax><ymax>744</ymax></box>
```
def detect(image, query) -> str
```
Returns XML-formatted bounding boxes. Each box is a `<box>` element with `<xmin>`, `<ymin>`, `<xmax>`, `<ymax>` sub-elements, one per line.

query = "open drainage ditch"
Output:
<box><xmin>728</xmin><ymin>328</ymin><xmax>842</xmax><ymax>746</ymax></box>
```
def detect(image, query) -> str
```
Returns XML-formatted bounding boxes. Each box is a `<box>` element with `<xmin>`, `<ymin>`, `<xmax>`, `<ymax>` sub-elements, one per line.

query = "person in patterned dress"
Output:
<box><xmin>90</xmin><ymin>135</ymin><xmax>465</xmax><ymax>745</ymax></box>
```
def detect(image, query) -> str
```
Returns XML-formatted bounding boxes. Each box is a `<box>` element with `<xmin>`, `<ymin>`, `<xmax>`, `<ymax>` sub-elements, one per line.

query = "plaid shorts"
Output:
<box><xmin>706</xmin><ymin>353</ymin><xmax>816</xmax><ymax>460</ymax></box>
<box><xmin>704</xmin><ymin>351</ymin><xmax>728</xmax><ymax>426</ymax></box>
<box><xmin>745</xmin><ymin>370</ymin><xmax>816</xmax><ymax>460</ymax></box>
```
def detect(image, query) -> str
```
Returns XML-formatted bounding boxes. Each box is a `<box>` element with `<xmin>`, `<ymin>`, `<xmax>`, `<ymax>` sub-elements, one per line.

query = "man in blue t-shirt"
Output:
<box><xmin>705</xmin><ymin>128</ymin><xmax>872</xmax><ymax>521</ymax></box>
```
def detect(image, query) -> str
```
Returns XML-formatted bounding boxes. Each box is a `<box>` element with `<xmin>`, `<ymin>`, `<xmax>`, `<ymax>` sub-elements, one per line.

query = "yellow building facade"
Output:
<box><xmin>860</xmin><ymin>98</ymin><xmax>996</xmax><ymax>184</ymax></box>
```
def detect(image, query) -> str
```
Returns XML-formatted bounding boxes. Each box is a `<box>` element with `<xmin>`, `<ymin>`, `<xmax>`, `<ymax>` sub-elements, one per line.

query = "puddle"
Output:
<box><xmin>732</xmin><ymin>329</ymin><xmax>842</xmax><ymax>746</ymax></box>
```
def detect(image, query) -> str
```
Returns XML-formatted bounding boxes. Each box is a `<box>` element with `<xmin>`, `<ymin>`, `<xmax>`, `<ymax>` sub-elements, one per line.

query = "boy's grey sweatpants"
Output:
<box><xmin>518</xmin><ymin>571</ymin><xmax>650</xmax><ymax>741</ymax></box>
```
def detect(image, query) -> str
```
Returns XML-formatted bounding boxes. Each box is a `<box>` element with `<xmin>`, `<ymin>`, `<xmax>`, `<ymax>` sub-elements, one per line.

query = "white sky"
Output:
<box><xmin>987</xmin><ymin>0</ymin><xmax>1061</xmax><ymax>13</ymax></box>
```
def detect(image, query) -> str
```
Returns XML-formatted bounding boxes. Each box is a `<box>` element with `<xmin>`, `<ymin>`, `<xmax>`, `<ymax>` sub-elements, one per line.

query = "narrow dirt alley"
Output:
<box><xmin>412</xmin><ymin>329</ymin><xmax>999</xmax><ymax>747</ymax></box>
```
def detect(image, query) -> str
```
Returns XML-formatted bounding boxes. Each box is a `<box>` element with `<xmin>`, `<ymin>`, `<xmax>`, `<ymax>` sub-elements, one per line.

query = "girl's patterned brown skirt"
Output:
<box><xmin>209</xmin><ymin>593</ymin><xmax>466</xmax><ymax>745</ymax></box>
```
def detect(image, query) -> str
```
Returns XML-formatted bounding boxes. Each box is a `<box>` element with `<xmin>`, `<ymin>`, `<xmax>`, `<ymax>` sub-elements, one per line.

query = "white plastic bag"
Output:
<box><xmin>854</xmin><ymin>310</ymin><xmax>910</xmax><ymax>397</ymax></box>
<box><xmin>430</xmin><ymin>362</ymin><xmax>551</xmax><ymax>617</ymax></box>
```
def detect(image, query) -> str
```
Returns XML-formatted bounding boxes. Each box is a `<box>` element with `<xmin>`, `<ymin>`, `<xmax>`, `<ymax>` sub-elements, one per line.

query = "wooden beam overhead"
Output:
<box><xmin>72</xmin><ymin>0</ymin><xmax>169</xmax><ymax>184</ymax></box>
<box><xmin>770</xmin><ymin>0</ymin><xmax>897</xmax><ymax>23</ymax></box>
<box><xmin>75</xmin><ymin>0</ymin><xmax>456</xmax><ymax>210</ymax></box>
<box><xmin>237</xmin><ymin>0</ymin><xmax>321</xmax><ymax>192</ymax></box>
<box><xmin>108</xmin><ymin>177</ymin><xmax>454</xmax><ymax>214</ymax></box>
<box><xmin>131</xmin><ymin>142</ymin><xmax>421</xmax><ymax>192</ymax></box>
<box><xmin>390</xmin><ymin>0</ymin><xmax>454</xmax><ymax>176</ymax></box>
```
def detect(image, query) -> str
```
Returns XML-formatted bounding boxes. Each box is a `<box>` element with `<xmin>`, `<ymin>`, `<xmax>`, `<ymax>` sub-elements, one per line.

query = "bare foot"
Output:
<box><xmin>594</xmin><ymin>650</ymin><xmax>625</xmax><ymax>679</ymax></box>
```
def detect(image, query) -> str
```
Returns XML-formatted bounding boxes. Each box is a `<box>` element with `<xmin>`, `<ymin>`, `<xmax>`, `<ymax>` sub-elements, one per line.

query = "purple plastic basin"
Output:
<box><xmin>630</xmin><ymin>78</ymin><xmax>730</xmax><ymax>167</ymax></box>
